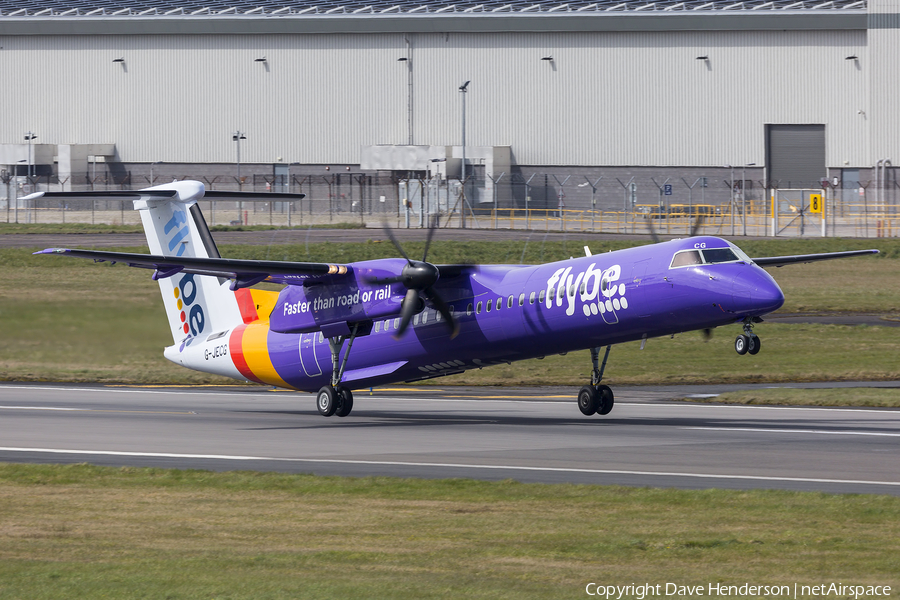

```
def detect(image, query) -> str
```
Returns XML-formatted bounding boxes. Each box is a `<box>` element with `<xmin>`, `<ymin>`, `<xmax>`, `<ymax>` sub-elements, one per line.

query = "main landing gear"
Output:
<box><xmin>578</xmin><ymin>346</ymin><xmax>615</xmax><ymax>417</ymax></box>
<box><xmin>734</xmin><ymin>317</ymin><xmax>762</xmax><ymax>356</ymax></box>
<box><xmin>316</xmin><ymin>324</ymin><xmax>359</xmax><ymax>418</ymax></box>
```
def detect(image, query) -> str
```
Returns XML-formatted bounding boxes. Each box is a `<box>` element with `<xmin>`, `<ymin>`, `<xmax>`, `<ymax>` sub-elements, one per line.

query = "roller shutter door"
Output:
<box><xmin>766</xmin><ymin>125</ymin><xmax>826</xmax><ymax>188</ymax></box>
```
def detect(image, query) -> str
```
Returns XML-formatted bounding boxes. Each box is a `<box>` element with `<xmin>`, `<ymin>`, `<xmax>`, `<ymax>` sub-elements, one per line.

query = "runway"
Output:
<box><xmin>1</xmin><ymin>383</ymin><xmax>898</xmax><ymax>496</ymax></box>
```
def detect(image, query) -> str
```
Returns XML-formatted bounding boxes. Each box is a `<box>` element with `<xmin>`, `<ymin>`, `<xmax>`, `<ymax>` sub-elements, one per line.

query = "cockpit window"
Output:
<box><xmin>702</xmin><ymin>248</ymin><xmax>739</xmax><ymax>264</ymax></box>
<box><xmin>671</xmin><ymin>245</ymin><xmax>745</xmax><ymax>269</ymax></box>
<box><xmin>670</xmin><ymin>250</ymin><xmax>703</xmax><ymax>268</ymax></box>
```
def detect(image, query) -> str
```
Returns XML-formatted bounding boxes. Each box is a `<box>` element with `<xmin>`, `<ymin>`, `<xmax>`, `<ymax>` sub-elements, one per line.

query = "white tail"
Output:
<box><xmin>135</xmin><ymin>181</ymin><xmax>243</xmax><ymax>345</ymax></box>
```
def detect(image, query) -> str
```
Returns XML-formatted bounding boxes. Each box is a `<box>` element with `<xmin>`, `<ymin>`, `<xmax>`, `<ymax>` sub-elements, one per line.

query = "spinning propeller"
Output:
<box><xmin>367</xmin><ymin>218</ymin><xmax>460</xmax><ymax>339</ymax></box>
<box><xmin>645</xmin><ymin>212</ymin><xmax>705</xmax><ymax>244</ymax></box>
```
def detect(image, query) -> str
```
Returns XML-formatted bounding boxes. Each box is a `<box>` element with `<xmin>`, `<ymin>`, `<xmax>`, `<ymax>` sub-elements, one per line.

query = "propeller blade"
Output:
<box><xmin>362</xmin><ymin>273</ymin><xmax>405</xmax><ymax>286</ymax></box>
<box><xmin>421</xmin><ymin>214</ymin><xmax>439</xmax><ymax>262</ymax></box>
<box><xmin>646</xmin><ymin>216</ymin><xmax>661</xmax><ymax>244</ymax></box>
<box><xmin>382</xmin><ymin>224</ymin><xmax>411</xmax><ymax>264</ymax></box>
<box><xmin>425</xmin><ymin>287</ymin><xmax>459</xmax><ymax>339</ymax></box>
<box><xmin>690</xmin><ymin>214</ymin><xmax>705</xmax><ymax>237</ymax></box>
<box><xmin>393</xmin><ymin>288</ymin><xmax>421</xmax><ymax>338</ymax></box>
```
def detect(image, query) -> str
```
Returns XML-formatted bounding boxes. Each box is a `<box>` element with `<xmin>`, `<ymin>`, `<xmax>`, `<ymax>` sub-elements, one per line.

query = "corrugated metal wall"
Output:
<box><xmin>0</xmin><ymin>26</ymin><xmax>880</xmax><ymax>168</ymax></box>
<box><xmin>869</xmin><ymin>0</ymin><xmax>900</xmax><ymax>163</ymax></box>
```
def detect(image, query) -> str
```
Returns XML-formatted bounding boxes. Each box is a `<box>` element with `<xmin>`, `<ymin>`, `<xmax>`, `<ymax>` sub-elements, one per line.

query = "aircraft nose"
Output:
<box><xmin>731</xmin><ymin>268</ymin><xmax>784</xmax><ymax>315</ymax></box>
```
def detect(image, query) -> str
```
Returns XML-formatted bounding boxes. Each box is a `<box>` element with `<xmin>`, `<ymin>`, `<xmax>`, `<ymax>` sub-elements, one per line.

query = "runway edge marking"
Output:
<box><xmin>0</xmin><ymin>447</ymin><xmax>897</xmax><ymax>488</ymax></box>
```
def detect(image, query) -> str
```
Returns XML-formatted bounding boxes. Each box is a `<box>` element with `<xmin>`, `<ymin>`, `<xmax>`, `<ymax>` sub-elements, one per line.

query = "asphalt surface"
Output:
<box><xmin>1</xmin><ymin>382</ymin><xmax>898</xmax><ymax>496</ymax></box>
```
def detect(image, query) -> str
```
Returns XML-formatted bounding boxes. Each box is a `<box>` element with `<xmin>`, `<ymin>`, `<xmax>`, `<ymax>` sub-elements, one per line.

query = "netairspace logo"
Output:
<box><xmin>584</xmin><ymin>582</ymin><xmax>892</xmax><ymax>599</ymax></box>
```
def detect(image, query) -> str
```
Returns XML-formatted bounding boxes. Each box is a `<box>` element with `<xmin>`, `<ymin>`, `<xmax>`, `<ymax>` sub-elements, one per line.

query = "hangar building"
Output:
<box><xmin>0</xmin><ymin>0</ymin><xmax>896</xmax><ymax>214</ymax></box>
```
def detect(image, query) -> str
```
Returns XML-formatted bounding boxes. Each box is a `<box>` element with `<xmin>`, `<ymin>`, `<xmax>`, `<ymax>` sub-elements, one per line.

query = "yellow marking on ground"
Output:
<box><xmin>440</xmin><ymin>395</ymin><xmax>570</xmax><ymax>399</ymax></box>
<box><xmin>108</xmin><ymin>384</ymin><xmax>251</xmax><ymax>389</ymax></box>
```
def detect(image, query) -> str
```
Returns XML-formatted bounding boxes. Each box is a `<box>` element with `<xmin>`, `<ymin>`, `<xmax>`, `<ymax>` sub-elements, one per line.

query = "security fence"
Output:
<box><xmin>2</xmin><ymin>170</ymin><xmax>898</xmax><ymax>238</ymax></box>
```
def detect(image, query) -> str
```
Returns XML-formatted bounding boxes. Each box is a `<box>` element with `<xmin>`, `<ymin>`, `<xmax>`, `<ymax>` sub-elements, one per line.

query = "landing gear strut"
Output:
<box><xmin>316</xmin><ymin>324</ymin><xmax>359</xmax><ymax>417</ymax></box>
<box><xmin>734</xmin><ymin>317</ymin><xmax>762</xmax><ymax>356</ymax></box>
<box><xmin>578</xmin><ymin>346</ymin><xmax>615</xmax><ymax>417</ymax></box>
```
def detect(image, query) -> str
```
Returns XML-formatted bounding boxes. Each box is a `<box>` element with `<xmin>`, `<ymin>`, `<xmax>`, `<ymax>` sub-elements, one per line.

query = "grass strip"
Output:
<box><xmin>0</xmin><ymin>463</ymin><xmax>898</xmax><ymax>599</ymax></box>
<box><xmin>680</xmin><ymin>387</ymin><xmax>900</xmax><ymax>407</ymax></box>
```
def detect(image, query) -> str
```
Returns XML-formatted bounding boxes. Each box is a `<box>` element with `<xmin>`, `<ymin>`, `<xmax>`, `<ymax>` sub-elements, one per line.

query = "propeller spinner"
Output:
<box><xmin>369</xmin><ymin>219</ymin><xmax>459</xmax><ymax>339</ymax></box>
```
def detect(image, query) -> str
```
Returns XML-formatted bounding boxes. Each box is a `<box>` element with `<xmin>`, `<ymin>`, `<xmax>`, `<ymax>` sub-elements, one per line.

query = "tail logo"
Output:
<box><xmin>173</xmin><ymin>273</ymin><xmax>206</xmax><ymax>338</ymax></box>
<box><xmin>164</xmin><ymin>208</ymin><xmax>190</xmax><ymax>257</ymax></box>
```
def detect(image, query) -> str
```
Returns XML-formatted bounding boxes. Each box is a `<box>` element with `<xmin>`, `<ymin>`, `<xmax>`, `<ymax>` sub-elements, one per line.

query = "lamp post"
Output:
<box><xmin>458</xmin><ymin>81</ymin><xmax>470</xmax><ymax>228</ymax></box>
<box><xmin>232</xmin><ymin>130</ymin><xmax>246</xmax><ymax>188</ymax></box>
<box><xmin>24</xmin><ymin>131</ymin><xmax>37</xmax><ymax>190</ymax></box>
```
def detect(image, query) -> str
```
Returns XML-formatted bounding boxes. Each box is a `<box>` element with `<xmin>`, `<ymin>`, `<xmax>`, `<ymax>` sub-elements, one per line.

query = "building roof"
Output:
<box><xmin>0</xmin><ymin>0</ymin><xmax>868</xmax><ymax>15</ymax></box>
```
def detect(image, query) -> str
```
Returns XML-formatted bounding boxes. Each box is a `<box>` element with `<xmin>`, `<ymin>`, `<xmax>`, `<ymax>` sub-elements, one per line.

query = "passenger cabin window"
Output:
<box><xmin>487</xmin><ymin>299</ymin><xmax>493</xmax><ymax>312</ymax></box>
<box><xmin>393</xmin><ymin>318</ymin><xmax>400</xmax><ymax>329</ymax></box>
<box><xmin>467</xmin><ymin>303</ymin><xmax>473</xmax><ymax>316</ymax></box>
<box><xmin>529</xmin><ymin>291</ymin><xmax>536</xmax><ymax>305</ymax></box>
<box><xmin>476</xmin><ymin>301</ymin><xmax>483</xmax><ymax>314</ymax></box>
<box><xmin>508</xmin><ymin>295</ymin><xmax>514</xmax><ymax>308</ymax></box>
<box><xmin>518</xmin><ymin>293</ymin><xmax>525</xmax><ymax>306</ymax></box>
<box><xmin>497</xmin><ymin>297</ymin><xmax>502</xmax><ymax>310</ymax></box>
<box><xmin>539</xmin><ymin>290</ymin><xmax>546</xmax><ymax>303</ymax></box>
<box><xmin>670</xmin><ymin>250</ymin><xmax>703</xmax><ymax>268</ymax></box>
<box><xmin>374</xmin><ymin>321</ymin><xmax>381</xmax><ymax>333</ymax></box>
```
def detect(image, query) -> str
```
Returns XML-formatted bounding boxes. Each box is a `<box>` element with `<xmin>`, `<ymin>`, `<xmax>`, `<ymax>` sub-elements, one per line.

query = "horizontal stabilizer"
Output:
<box><xmin>19</xmin><ymin>190</ymin><xmax>178</xmax><ymax>201</ymax></box>
<box><xmin>201</xmin><ymin>190</ymin><xmax>306</xmax><ymax>200</ymax></box>
<box><xmin>753</xmin><ymin>249</ymin><xmax>879</xmax><ymax>268</ymax></box>
<box><xmin>35</xmin><ymin>248</ymin><xmax>351</xmax><ymax>288</ymax></box>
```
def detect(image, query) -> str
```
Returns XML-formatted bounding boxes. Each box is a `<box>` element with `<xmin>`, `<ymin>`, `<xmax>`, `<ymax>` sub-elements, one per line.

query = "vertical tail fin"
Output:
<box><xmin>135</xmin><ymin>181</ymin><xmax>243</xmax><ymax>345</ymax></box>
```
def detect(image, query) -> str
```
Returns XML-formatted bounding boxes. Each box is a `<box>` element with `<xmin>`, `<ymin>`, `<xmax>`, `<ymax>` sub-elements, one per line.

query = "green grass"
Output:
<box><xmin>680</xmin><ymin>387</ymin><xmax>900</xmax><ymax>407</ymax></box>
<box><xmin>0</xmin><ymin>463</ymin><xmax>897</xmax><ymax>599</ymax></box>
<box><xmin>2</xmin><ymin>240</ymin><xmax>898</xmax><ymax>385</ymax></box>
<box><xmin>0</xmin><ymin>222</ymin><xmax>144</xmax><ymax>234</ymax></box>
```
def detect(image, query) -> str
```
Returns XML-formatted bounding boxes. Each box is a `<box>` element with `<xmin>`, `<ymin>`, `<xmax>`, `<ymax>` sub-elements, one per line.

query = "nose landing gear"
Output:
<box><xmin>578</xmin><ymin>346</ymin><xmax>615</xmax><ymax>416</ymax></box>
<box><xmin>734</xmin><ymin>317</ymin><xmax>762</xmax><ymax>356</ymax></box>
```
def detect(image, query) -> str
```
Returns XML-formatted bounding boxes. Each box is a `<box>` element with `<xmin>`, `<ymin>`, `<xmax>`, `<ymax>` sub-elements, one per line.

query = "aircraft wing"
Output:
<box><xmin>752</xmin><ymin>249</ymin><xmax>879</xmax><ymax>268</ymax></box>
<box><xmin>35</xmin><ymin>248</ymin><xmax>349</xmax><ymax>289</ymax></box>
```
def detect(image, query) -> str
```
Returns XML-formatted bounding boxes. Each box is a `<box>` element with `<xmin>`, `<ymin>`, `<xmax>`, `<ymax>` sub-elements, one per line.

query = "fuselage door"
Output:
<box><xmin>299</xmin><ymin>332</ymin><xmax>323</xmax><ymax>378</ymax></box>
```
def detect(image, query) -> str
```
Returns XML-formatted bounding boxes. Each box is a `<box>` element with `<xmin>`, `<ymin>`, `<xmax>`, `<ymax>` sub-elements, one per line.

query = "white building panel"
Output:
<box><xmin>0</xmin><ymin>11</ymin><xmax>889</xmax><ymax>170</ymax></box>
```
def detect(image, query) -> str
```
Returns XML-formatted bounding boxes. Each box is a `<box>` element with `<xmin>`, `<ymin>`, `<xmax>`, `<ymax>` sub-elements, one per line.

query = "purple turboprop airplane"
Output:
<box><xmin>32</xmin><ymin>181</ymin><xmax>878</xmax><ymax>418</ymax></box>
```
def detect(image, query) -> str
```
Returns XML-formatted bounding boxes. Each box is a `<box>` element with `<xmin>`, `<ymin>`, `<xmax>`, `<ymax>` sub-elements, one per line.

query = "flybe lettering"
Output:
<box><xmin>175</xmin><ymin>273</ymin><xmax>206</xmax><ymax>337</ymax></box>
<box><xmin>163</xmin><ymin>209</ymin><xmax>189</xmax><ymax>256</ymax></box>
<box><xmin>546</xmin><ymin>263</ymin><xmax>628</xmax><ymax>318</ymax></box>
